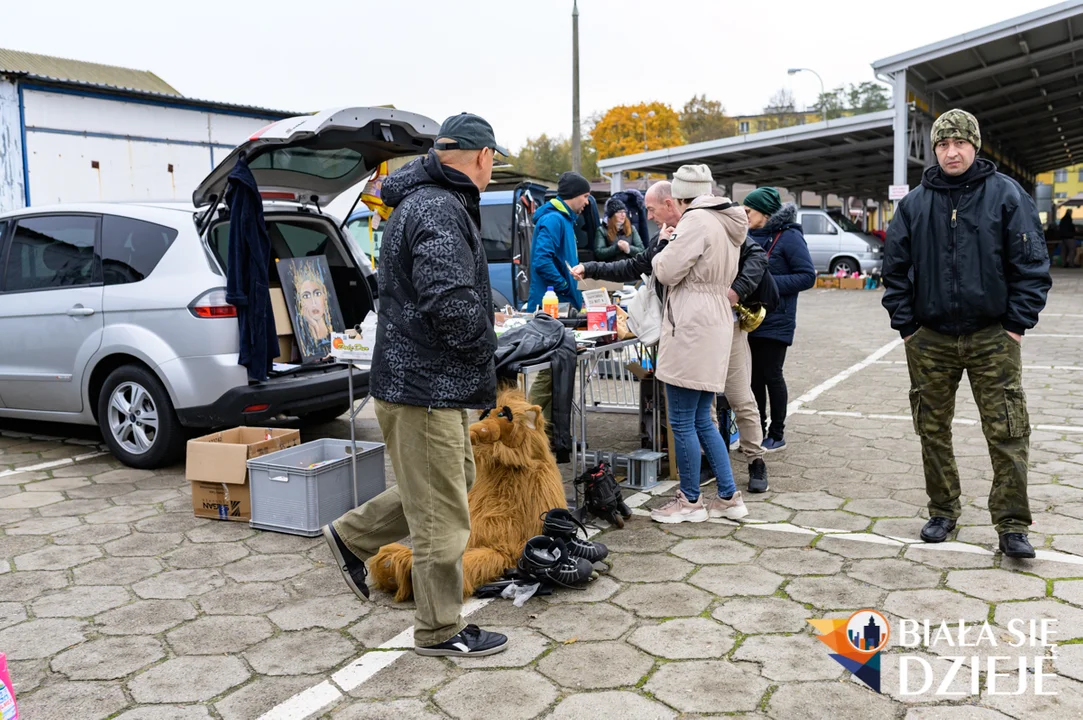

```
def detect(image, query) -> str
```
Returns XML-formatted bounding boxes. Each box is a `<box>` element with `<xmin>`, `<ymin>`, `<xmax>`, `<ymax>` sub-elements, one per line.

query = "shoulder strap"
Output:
<box><xmin>765</xmin><ymin>231</ymin><xmax>783</xmax><ymax>258</ymax></box>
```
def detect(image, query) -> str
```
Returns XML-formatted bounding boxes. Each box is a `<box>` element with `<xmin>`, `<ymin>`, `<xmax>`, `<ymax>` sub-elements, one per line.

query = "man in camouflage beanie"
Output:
<box><xmin>930</xmin><ymin>108</ymin><xmax>981</xmax><ymax>153</ymax></box>
<box><xmin>881</xmin><ymin>108</ymin><xmax>1051</xmax><ymax>560</ymax></box>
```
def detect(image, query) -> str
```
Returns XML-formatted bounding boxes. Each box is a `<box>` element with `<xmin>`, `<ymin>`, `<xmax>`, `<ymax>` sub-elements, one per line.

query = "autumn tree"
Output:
<box><xmin>679</xmin><ymin>95</ymin><xmax>737</xmax><ymax>144</ymax></box>
<box><xmin>591</xmin><ymin>102</ymin><xmax>684</xmax><ymax>161</ymax></box>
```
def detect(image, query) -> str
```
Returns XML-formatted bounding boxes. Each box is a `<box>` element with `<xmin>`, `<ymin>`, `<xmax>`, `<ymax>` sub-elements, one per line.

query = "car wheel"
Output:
<box><xmin>298</xmin><ymin>404</ymin><xmax>352</xmax><ymax>426</ymax></box>
<box><xmin>830</xmin><ymin>257</ymin><xmax>860</xmax><ymax>275</ymax></box>
<box><xmin>97</xmin><ymin>365</ymin><xmax>186</xmax><ymax>469</ymax></box>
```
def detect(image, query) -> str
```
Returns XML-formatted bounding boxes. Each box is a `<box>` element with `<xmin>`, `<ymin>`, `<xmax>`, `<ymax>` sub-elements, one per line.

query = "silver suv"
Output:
<box><xmin>0</xmin><ymin>107</ymin><xmax>438</xmax><ymax>469</ymax></box>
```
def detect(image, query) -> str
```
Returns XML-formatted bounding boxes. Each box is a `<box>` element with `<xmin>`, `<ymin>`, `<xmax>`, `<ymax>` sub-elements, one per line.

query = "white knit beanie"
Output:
<box><xmin>670</xmin><ymin>164</ymin><xmax>714</xmax><ymax>200</ymax></box>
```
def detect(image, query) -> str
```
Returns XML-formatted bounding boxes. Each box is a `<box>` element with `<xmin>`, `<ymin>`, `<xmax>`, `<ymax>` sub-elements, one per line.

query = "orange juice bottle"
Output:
<box><xmin>542</xmin><ymin>287</ymin><xmax>559</xmax><ymax>318</ymax></box>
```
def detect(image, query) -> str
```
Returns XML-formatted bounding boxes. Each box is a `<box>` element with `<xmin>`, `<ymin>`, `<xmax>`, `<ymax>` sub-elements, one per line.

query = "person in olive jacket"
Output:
<box><xmin>882</xmin><ymin>108</ymin><xmax>1052</xmax><ymax>560</ymax></box>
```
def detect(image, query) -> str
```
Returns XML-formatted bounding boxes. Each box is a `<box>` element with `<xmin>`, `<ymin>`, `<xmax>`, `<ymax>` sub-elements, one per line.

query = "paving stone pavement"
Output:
<box><xmin>2</xmin><ymin>275</ymin><xmax>1083</xmax><ymax>718</ymax></box>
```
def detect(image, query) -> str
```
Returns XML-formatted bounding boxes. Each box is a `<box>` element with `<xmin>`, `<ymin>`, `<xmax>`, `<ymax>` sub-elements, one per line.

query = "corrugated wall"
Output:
<box><xmin>0</xmin><ymin>79</ymin><xmax>26</xmax><ymax>213</ymax></box>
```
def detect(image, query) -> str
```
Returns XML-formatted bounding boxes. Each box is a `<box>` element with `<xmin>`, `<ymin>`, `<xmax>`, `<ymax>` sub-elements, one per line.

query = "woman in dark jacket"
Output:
<box><xmin>593</xmin><ymin>197</ymin><xmax>645</xmax><ymax>262</ymax></box>
<box><xmin>1061</xmin><ymin>210</ymin><xmax>1077</xmax><ymax>269</ymax></box>
<box><xmin>742</xmin><ymin>188</ymin><xmax>816</xmax><ymax>452</ymax></box>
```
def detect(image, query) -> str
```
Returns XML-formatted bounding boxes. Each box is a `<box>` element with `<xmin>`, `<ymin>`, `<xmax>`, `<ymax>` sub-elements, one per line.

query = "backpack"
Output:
<box><xmin>625</xmin><ymin>273</ymin><xmax>664</xmax><ymax>346</ymax></box>
<box><xmin>574</xmin><ymin>462</ymin><xmax>632</xmax><ymax>528</ymax></box>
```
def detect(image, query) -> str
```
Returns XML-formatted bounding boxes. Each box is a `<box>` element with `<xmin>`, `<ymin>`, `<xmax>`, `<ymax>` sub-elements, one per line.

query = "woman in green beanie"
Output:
<box><xmin>742</xmin><ymin>187</ymin><xmax>816</xmax><ymax>452</ymax></box>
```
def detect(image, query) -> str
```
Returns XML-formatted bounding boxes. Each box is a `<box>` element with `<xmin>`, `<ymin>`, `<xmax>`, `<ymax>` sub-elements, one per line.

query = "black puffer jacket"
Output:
<box><xmin>882</xmin><ymin>160</ymin><xmax>1051</xmax><ymax>338</ymax></box>
<box><xmin>369</xmin><ymin>151</ymin><xmax>497</xmax><ymax>409</ymax></box>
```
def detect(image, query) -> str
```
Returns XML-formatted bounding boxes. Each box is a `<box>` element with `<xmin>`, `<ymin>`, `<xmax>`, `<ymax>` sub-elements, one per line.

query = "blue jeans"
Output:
<box><xmin>665</xmin><ymin>384</ymin><xmax>737</xmax><ymax>502</ymax></box>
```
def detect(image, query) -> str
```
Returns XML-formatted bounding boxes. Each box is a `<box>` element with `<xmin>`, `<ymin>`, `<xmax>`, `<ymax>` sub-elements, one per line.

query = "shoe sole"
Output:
<box><xmin>322</xmin><ymin>525</ymin><xmax>369</xmax><ymax>601</ymax></box>
<box><xmin>762</xmin><ymin>445</ymin><xmax>786</xmax><ymax>453</ymax></box>
<box><xmin>1001</xmin><ymin>550</ymin><xmax>1036</xmax><ymax>559</ymax></box>
<box><xmin>919</xmin><ymin>532</ymin><xmax>951</xmax><ymax>543</ymax></box>
<box><xmin>710</xmin><ymin>506</ymin><xmax>750</xmax><ymax>520</ymax></box>
<box><xmin>748</xmin><ymin>483</ymin><xmax>769</xmax><ymax>494</ymax></box>
<box><xmin>651</xmin><ymin>509</ymin><xmax>709</xmax><ymax>524</ymax></box>
<box><xmin>414</xmin><ymin>641</ymin><xmax>509</xmax><ymax>658</ymax></box>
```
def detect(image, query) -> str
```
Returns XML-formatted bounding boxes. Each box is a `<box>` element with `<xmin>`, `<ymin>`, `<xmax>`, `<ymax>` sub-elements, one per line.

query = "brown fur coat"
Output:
<box><xmin>369</xmin><ymin>386</ymin><xmax>567</xmax><ymax>601</ymax></box>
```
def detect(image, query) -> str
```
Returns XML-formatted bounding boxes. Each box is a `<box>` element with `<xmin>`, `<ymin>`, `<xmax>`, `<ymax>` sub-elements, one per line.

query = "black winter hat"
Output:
<box><xmin>557</xmin><ymin>172</ymin><xmax>591</xmax><ymax>200</ymax></box>
<box><xmin>604</xmin><ymin>197</ymin><xmax>627</xmax><ymax>217</ymax></box>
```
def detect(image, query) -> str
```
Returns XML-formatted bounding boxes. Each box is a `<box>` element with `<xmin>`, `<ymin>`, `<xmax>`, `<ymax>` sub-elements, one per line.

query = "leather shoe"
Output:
<box><xmin>999</xmin><ymin>533</ymin><xmax>1036</xmax><ymax>559</ymax></box>
<box><xmin>920</xmin><ymin>516</ymin><xmax>957</xmax><ymax>543</ymax></box>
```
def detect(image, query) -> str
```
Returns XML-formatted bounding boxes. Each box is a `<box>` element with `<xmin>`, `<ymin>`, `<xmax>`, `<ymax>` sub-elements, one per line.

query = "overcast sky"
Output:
<box><xmin>0</xmin><ymin>0</ymin><xmax>1058</xmax><ymax>152</ymax></box>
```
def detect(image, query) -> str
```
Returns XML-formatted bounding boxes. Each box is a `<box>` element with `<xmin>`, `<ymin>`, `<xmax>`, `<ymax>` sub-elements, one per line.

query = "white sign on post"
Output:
<box><xmin>888</xmin><ymin>184</ymin><xmax>910</xmax><ymax>201</ymax></box>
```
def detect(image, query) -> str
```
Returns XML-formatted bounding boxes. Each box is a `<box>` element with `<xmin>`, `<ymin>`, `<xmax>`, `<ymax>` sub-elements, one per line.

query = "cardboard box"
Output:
<box><xmin>187</xmin><ymin>427</ymin><xmax>301</xmax><ymax>521</ymax></box>
<box><xmin>816</xmin><ymin>276</ymin><xmax>840</xmax><ymax>289</ymax></box>
<box><xmin>587</xmin><ymin>305</ymin><xmax>617</xmax><ymax>332</ymax></box>
<box><xmin>269</xmin><ymin>288</ymin><xmax>293</xmax><ymax>336</ymax></box>
<box><xmin>274</xmin><ymin>336</ymin><xmax>293</xmax><ymax>363</ymax></box>
<box><xmin>838</xmin><ymin>276</ymin><xmax>865</xmax><ymax>290</ymax></box>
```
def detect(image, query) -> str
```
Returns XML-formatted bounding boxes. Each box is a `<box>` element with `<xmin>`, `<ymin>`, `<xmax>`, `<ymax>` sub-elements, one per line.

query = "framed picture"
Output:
<box><xmin>276</xmin><ymin>256</ymin><xmax>345</xmax><ymax>362</ymax></box>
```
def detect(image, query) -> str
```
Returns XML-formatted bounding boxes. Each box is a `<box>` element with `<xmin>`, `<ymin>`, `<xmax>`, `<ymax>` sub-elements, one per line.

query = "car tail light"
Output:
<box><xmin>189</xmin><ymin>288</ymin><xmax>237</xmax><ymax>319</ymax></box>
<box><xmin>260</xmin><ymin>191</ymin><xmax>296</xmax><ymax>201</ymax></box>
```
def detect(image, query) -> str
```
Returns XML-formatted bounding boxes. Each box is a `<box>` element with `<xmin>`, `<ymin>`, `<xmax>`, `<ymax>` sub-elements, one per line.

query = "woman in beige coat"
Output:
<box><xmin>650</xmin><ymin>164</ymin><xmax>750</xmax><ymax>525</ymax></box>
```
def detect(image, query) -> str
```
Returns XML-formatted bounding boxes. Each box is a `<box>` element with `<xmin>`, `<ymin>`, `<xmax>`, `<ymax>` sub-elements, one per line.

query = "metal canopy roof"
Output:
<box><xmin>872</xmin><ymin>0</ymin><xmax>1083</xmax><ymax>174</ymax></box>
<box><xmin>597</xmin><ymin>110</ymin><xmax>909</xmax><ymax>199</ymax></box>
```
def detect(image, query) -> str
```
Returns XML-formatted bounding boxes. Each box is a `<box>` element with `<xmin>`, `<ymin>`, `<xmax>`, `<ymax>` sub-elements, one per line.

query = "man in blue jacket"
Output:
<box><xmin>526</xmin><ymin>171</ymin><xmax>591</xmax><ymax>311</ymax></box>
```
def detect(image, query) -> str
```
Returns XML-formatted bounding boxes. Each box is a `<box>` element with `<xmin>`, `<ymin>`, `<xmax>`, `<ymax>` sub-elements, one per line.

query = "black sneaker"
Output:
<box><xmin>540</xmin><ymin>509</ymin><xmax>609</xmax><ymax>563</ymax></box>
<box><xmin>517</xmin><ymin>536</ymin><xmax>594</xmax><ymax>589</ymax></box>
<box><xmin>919</xmin><ymin>517</ymin><xmax>957</xmax><ymax>544</ymax></box>
<box><xmin>748</xmin><ymin>459</ymin><xmax>769</xmax><ymax>493</ymax></box>
<box><xmin>415</xmin><ymin>624</ymin><xmax>508</xmax><ymax>657</ymax></box>
<box><xmin>322</xmin><ymin>523</ymin><xmax>370</xmax><ymax>600</ymax></box>
<box><xmin>999</xmin><ymin>533</ymin><xmax>1036</xmax><ymax>559</ymax></box>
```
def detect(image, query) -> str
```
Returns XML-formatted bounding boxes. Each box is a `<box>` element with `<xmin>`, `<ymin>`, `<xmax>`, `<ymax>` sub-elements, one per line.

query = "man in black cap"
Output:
<box><xmin>526</xmin><ymin>171</ymin><xmax>591</xmax><ymax>311</ymax></box>
<box><xmin>322</xmin><ymin>113</ymin><xmax>508</xmax><ymax>657</ymax></box>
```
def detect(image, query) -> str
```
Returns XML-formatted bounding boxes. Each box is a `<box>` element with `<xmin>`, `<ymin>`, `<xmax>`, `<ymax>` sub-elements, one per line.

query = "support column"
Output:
<box><xmin>609</xmin><ymin>171</ymin><xmax>624</xmax><ymax>194</ymax></box>
<box><xmin>893</xmin><ymin>69</ymin><xmax>909</xmax><ymax>195</ymax></box>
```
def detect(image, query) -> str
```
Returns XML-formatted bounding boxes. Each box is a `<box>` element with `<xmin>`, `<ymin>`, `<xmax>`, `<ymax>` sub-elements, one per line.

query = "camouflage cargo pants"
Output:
<box><xmin>905</xmin><ymin>324</ymin><xmax>1032</xmax><ymax>535</ymax></box>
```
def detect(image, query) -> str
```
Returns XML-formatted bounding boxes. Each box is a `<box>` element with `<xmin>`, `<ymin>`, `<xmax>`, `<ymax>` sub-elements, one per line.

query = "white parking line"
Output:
<box><xmin>786</xmin><ymin>338</ymin><xmax>904</xmax><ymax>417</ymax></box>
<box><xmin>0</xmin><ymin>450</ymin><xmax>109</xmax><ymax>479</ymax></box>
<box><xmin>795</xmin><ymin>407</ymin><xmax>1083</xmax><ymax>433</ymax></box>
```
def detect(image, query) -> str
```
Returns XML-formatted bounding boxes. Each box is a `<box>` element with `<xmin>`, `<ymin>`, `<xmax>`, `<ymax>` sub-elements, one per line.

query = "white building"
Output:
<box><xmin>0</xmin><ymin>48</ymin><xmax>293</xmax><ymax>213</ymax></box>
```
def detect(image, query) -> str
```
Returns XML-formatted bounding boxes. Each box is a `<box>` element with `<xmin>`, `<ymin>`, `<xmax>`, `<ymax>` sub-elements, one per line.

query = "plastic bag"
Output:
<box><xmin>501</xmin><ymin>582</ymin><xmax>542</xmax><ymax>607</ymax></box>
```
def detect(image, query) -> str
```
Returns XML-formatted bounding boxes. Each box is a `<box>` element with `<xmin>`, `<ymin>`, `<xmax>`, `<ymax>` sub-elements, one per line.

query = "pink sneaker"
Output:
<box><xmin>650</xmin><ymin>490</ymin><xmax>708</xmax><ymax>524</ymax></box>
<box><xmin>707</xmin><ymin>491</ymin><xmax>749</xmax><ymax>520</ymax></box>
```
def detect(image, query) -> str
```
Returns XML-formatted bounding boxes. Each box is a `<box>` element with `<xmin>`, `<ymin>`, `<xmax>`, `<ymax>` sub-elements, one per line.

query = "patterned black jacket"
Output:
<box><xmin>369</xmin><ymin>151</ymin><xmax>497</xmax><ymax>409</ymax></box>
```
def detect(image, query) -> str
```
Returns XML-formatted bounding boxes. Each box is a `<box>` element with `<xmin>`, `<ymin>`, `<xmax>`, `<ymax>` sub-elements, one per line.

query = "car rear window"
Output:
<box><xmin>248</xmin><ymin>147</ymin><xmax>363</xmax><ymax>180</ymax></box>
<box><xmin>101</xmin><ymin>215</ymin><xmax>178</xmax><ymax>285</ymax></box>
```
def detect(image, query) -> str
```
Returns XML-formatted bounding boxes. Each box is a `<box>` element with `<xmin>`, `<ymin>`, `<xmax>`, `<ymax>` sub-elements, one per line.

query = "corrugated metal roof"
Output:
<box><xmin>0</xmin><ymin>47</ymin><xmax>180</xmax><ymax>96</ymax></box>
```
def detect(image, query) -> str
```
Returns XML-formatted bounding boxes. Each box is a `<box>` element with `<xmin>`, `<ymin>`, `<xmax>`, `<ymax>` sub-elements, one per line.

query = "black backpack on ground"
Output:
<box><xmin>574</xmin><ymin>462</ymin><xmax>633</xmax><ymax>528</ymax></box>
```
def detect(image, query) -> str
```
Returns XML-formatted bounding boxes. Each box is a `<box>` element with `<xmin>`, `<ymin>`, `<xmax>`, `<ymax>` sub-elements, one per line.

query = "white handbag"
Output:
<box><xmin>625</xmin><ymin>274</ymin><xmax>664</xmax><ymax>346</ymax></box>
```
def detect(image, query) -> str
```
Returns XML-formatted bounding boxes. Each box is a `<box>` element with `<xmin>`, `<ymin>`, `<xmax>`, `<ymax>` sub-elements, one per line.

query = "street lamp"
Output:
<box><xmin>631</xmin><ymin>110</ymin><xmax>656</xmax><ymax>152</ymax></box>
<box><xmin>788</xmin><ymin>68</ymin><xmax>826</xmax><ymax>124</ymax></box>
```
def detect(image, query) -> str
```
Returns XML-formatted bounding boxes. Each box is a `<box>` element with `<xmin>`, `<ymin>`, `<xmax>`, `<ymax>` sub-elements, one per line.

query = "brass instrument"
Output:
<box><xmin>735</xmin><ymin>303</ymin><xmax>766</xmax><ymax>333</ymax></box>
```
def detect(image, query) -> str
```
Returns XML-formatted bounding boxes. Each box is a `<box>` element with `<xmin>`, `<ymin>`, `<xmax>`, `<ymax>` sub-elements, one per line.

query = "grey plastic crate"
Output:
<box><xmin>247</xmin><ymin>438</ymin><xmax>385</xmax><ymax>536</ymax></box>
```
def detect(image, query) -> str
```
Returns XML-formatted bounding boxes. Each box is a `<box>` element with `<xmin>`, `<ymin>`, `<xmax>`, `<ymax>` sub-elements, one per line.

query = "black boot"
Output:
<box><xmin>541</xmin><ymin>508</ymin><xmax>609</xmax><ymax>563</ymax></box>
<box><xmin>999</xmin><ymin>533</ymin><xmax>1036</xmax><ymax>559</ymax></box>
<box><xmin>748</xmin><ymin>459</ymin><xmax>768</xmax><ymax>493</ymax></box>
<box><xmin>517</xmin><ymin>536</ymin><xmax>594</xmax><ymax>589</ymax></box>
<box><xmin>919</xmin><ymin>517</ymin><xmax>957</xmax><ymax>543</ymax></box>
